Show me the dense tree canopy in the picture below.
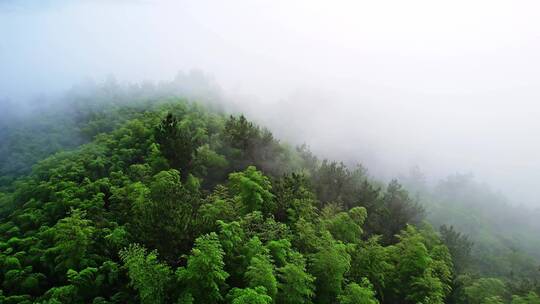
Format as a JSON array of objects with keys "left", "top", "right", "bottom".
[{"left": 0, "top": 91, "right": 538, "bottom": 303}]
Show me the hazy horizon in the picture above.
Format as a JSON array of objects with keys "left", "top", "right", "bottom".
[{"left": 2, "top": 0, "right": 540, "bottom": 206}]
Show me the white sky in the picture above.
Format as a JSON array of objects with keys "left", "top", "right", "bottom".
[{"left": 2, "top": 0, "right": 540, "bottom": 205}]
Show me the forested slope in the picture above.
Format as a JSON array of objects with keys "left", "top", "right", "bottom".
[{"left": 0, "top": 90, "right": 539, "bottom": 303}]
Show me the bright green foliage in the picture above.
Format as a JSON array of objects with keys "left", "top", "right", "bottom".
[
  {"left": 176, "top": 232, "right": 229, "bottom": 304},
  {"left": 229, "top": 166, "right": 274, "bottom": 214},
  {"left": 276, "top": 255, "right": 315, "bottom": 304},
  {"left": 104, "top": 226, "right": 129, "bottom": 251},
  {"left": 228, "top": 286, "right": 273, "bottom": 304},
  {"left": 0, "top": 93, "right": 535, "bottom": 304},
  {"left": 512, "top": 292, "right": 540, "bottom": 304},
  {"left": 464, "top": 278, "right": 507, "bottom": 304},
  {"left": 198, "top": 185, "right": 237, "bottom": 232},
  {"left": 349, "top": 236, "right": 392, "bottom": 300},
  {"left": 119, "top": 244, "right": 172, "bottom": 304},
  {"left": 245, "top": 253, "right": 278, "bottom": 299},
  {"left": 267, "top": 239, "right": 293, "bottom": 267},
  {"left": 293, "top": 217, "right": 320, "bottom": 253},
  {"left": 240, "top": 211, "right": 291, "bottom": 243},
  {"left": 49, "top": 209, "right": 95, "bottom": 272},
  {"left": 483, "top": 296, "right": 505, "bottom": 304},
  {"left": 132, "top": 169, "right": 201, "bottom": 259},
  {"left": 216, "top": 220, "right": 248, "bottom": 285},
  {"left": 408, "top": 268, "right": 445, "bottom": 304},
  {"left": 272, "top": 173, "right": 317, "bottom": 223},
  {"left": 217, "top": 220, "right": 245, "bottom": 255},
  {"left": 310, "top": 233, "right": 352, "bottom": 304},
  {"left": 386, "top": 225, "right": 450, "bottom": 304},
  {"left": 429, "top": 243, "right": 453, "bottom": 296},
  {"left": 338, "top": 279, "right": 379, "bottom": 304},
  {"left": 322, "top": 206, "right": 366, "bottom": 243},
  {"left": 42, "top": 261, "right": 121, "bottom": 303}
]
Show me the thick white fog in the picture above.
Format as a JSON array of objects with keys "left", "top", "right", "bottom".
[{"left": 2, "top": 0, "right": 540, "bottom": 206}]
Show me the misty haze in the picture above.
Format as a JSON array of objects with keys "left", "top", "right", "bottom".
[{"left": 1, "top": 1, "right": 539, "bottom": 303}]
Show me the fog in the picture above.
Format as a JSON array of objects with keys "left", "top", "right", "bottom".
[{"left": 2, "top": 0, "right": 540, "bottom": 206}]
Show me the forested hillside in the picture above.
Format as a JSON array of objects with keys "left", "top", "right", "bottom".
[
  {"left": 402, "top": 171, "right": 540, "bottom": 279},
  {"left": 0, "top": 88, "right": 539, "bottom": 303}
]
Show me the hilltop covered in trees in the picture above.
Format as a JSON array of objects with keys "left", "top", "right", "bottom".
[{"left": 0, "top": 86, "right": 539, "bottom": 303}]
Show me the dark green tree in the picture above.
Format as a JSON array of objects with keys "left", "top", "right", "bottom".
[
  {"left": 245, "top": 253, "right": 278, "bottom": 299},
  {"left": 310, "top": 232, "right": 352, "bottom": 304},
  {"left": 349, "top": 236, "right": 392, "bottom": 301},
  {"left": 119, "top": 244, "right": 172, "bottom": 304},
  {"left": 131, "top": 169, "right": 201, "bottom": 259},
  {"left": 373, "top": 180, "right": 425, "bottom": 244},
  {"left": 227, "top": 286, "right": 273, "bottom": 304},
  {"left": 338, "top": 279, "right": 379, "bottom": 304},
  {"left": 464, "top": 278, "right": 508, "bottom": 304},
  {"left": 176, "top": 233, "right": 229, "bottom": 304},
  {"left": 276, "top": 252, "right": 315, "bottom": 304},
  {"left": 49, "top": 209, "right": 95, "bottom": 273},
  {"left": 154, "top": 112, "right": 204, "bottom": 177},
  {"left": 439, "top": 224, "right": 473, "bottom": 274},
  {"left": 229, "top": 166, "right": 275, "bottom": 215}
]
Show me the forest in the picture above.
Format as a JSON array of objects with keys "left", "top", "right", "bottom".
[{"left": 0, "top": 84, "right": 539, "bottom": 304}]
